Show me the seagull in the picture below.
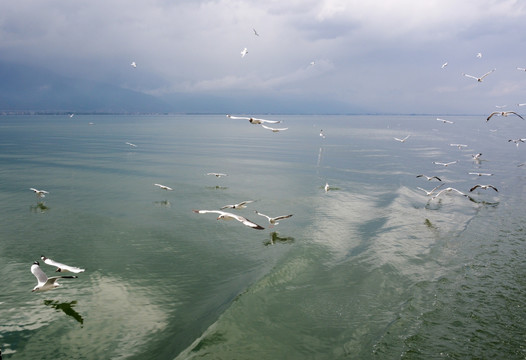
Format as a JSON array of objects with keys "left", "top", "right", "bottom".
[
  {"left": 154, "top": 183, "right": 173, "bottom": 191},
  {"left": 310, "top": 61, "right": 316, "bottom": 66},
  {"left": 476, "top": 52, "right": 482, "bottom": 58},
  {"left": 417, "top": 183, "right": 444, "bottom": 196},
  {"left": 130, "top": 61, "right": 137, "bottom": 68},
  {"left": 207, "top": 172, "right": 227, "bottom": 177},
  {"left": 462, "top": 68, "right": 496, "bottom": 82},
  {"left": 261, "top": 124, "right": 288, "bottom": 132},
  {"left": 450, "top": 143, "right": 468, "bottom": 149},
  {"left": 470, "top": 184, "right": 498, "bottom": 192},
  {"left": 253, "top": 28, "right": 259, "bottom": 36},
  {"left": 254, "top": 211, "right": 293, "bottom": 226},
  {"left": 226, "top": 114, "right": 281, "bottom": 124},
  {"left": 30, "top": 188, "right": 49, "bottom": 198},
  {"left": 241, "top": 48, "right": 248, "bottom": 58},
  {"left": 518, "top": 103, "right": 526, "bottom": 107},
  {"left": 324, "top": 182, "right": 330, "bottom": 192},
  {"left": 433, "top": 161, "right": 457, "bottom": 167},
  {"left": 393, "top": 135, "right": 410, "bottom": 142},
  {"left": 486, "top": 111, "right": 524, "bottom": 122},
  {"left": 40, "top": 255, "right": 85, "bottom": 273},
  {"left": 69, "top": 114, "right": 74, "bottom": 118},
  {"left": 468, "top": 172, "right": 493, "bottom": 176},
  {"left": 416, "top": 174, "right": 442, "bottom": 181},
  {"left": 472, "top": 153, "right": 482, "bottom": 160},
  {"left": 517, "top": 67, "right": 526, "bottom": 71},
  {"left": 508, "top": 138, "right": 526, "bottom": 147},
  {"left": 192, "top": 210, "right": 264, "bottom": 230},
  {"left": 431, "top": 187, "right": 467, "bottom": 200},
  {"left": 437, "top": 118, "right": 454, "bottom": 124},
  {"left": 220, "top": 200, "right": 255, "bottom": 210},
  {"left": 441, "top": 62, "right": 448, "bottom": 69},
  {"left": 125, "top": 142, "right": 137, "bottom": 147},
  {"left": 320, "top": 129, "right": 325, "bottom": 138},
  {"left": 31, "top": 261, "right": 78, "bottom": 292}
]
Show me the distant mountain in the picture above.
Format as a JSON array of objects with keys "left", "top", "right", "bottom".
[{"left": 0, "top": 61, "right": 172, "bottom": 113}]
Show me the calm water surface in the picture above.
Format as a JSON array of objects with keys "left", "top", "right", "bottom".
[{"left": 0, "top": 114, "right": 525, "bottom": 359}]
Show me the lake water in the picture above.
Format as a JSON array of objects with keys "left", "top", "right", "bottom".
[{"left": 0, "top": 114, "right": 525, "bottom": 359}]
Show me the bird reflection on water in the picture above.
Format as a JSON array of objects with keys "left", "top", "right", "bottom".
[
  {"left": 263, "top": 231, "right": 295, "bottom": 246},
  {"left": 43, "top": 300, "right": 84, "bottom": 326}
]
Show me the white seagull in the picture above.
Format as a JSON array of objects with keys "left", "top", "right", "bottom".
[
  {"left": 207, "top": 172, "right": 227, "bottom": 177},
  {"left": 130, "top": 61, "right": 137, "bottom": 68},
  {"left": 154, "top": 183, "right": 173, "bottom": 191},
  {"left": 30, "top": 188, "right": 49, "bottom": 198},
  {"left": 431, "top": 187, "right": 467, "bottom": 200},
  {"left": 324, "top": 182, "right": 330, "bottom": 192},
  {"left": 468, "top": 172, "right": 493, "bottom": 176},
  {"left": 320, "top": 129, "right": 326, "bottom": 138},
  {"left": 220, "top": 200, "right": 255, "bottom": 210},
  {"left": 472, "top": 153, "right": 482, "bottom": 160},
  {"left": 226, "top": 115, "right": 281, "bottom": 124},
  {"left": 476, "top": 52, "right": 482, "bottom": 58},
  {"left": 254, "top": 211, "right": 293, "bottom": 226},
  {"left": 417, "top": 183, "right": 444, "bottom": 196},
  {"left": 517, "top": 67, "right": 526, "bottom": 71},
  {"left": 437, "top": 118, "right": 454, "bottom": 124},
  {"left": 433, "top": 161, "right": 457, "bottom": 167},
  {"left": 40, "top": 255, "right": 85, "bottom": 273},
  {"left": 486, "top": 111, "right": 524, "bottom": 122},
  {"left": 441, "top": 62, "right": 448, "bottom": 69},
  {"left": 416, "top": 174, "right": 442, "bottom": 181},
  {"left": 193, "top": 210, "right": 264, "bottom": 230},
  {"left": 394, "top": 135, "right": 410, "bottom": 142},
  {"left": 462, "top": 68, "right": 496, "bottom": 82},
  {"left": 125, "top": 142, "right": 137, "bottom": 147},
  {"left": 450, "top": 143, "right": 468, "bottom": 149},
  {"left": 31, "top": 261, "right": 78, "bottom": 292},
  {"left": 261, "top": 124, "right": 288, "bottom": 132},
  {"left": 241, "top": 48, "right": 248, "bottom": 57},
  {"left": 470, "top": 184, "right": 498, "bottom": 192},
  {"left": 508, "top": 138, "right": 526, "bottom": 147}
]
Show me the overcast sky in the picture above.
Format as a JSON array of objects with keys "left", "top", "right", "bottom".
[{"left": 1, "top": 0, "right": 526, "bottom": 114}]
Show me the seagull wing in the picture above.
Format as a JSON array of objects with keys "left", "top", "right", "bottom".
[
  {"left": 232, "top": 214, "right": 265, "bottom": 229},
  {"left": 226, "top": 115, "right": 250, "bottom": 120},
  {"left": 41, "top": 256, "right": 85, "bottom": 273},
  {"left": 254, "top": 211, "right": 272, "bottom": 221},
  {"left": 31, "top": 263, "right": 48, "bottom": 284},
  {"left": 469, "top": 185, "right": 481, "bottom": 192},
  {"left": 463, "top": 73, "right": 479, "bottom": 80},
  {"left": 273, "top": 214, "right": 294, "bottom": 221},
  {"left": 508, "top": 111, "right": 524, "bottom": 120},
  {"left": 480, "top": 69, "right": 496, "bottom": 80},
  {"left": 486, "top": 112, "right": 499, "bottom": 121},
  {"left": 252, "top": 117, "right": 281, "bottom": 124}
]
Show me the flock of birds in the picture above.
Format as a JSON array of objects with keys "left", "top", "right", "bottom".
[{"left": 398, "top": 52, "right": 526, "bottom": 202}]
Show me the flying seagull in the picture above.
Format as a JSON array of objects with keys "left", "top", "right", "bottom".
[
  {"left": 253, "top": 28, "right": 259, "bottom": 36},
  {"left": 486, "top": 111, "right": 524, "bottom": 122},
  {"left": 431, "top": 187, "right": 467, "bottom": 200},
  {"left": 40, "top": 255, "right": 85, "bottom": 273},
  {"left": 472, "top": 153, "right": 482, "bottom": 160},
  {"left": 470, "top": 184, "right": 498, "bottom": 192},
  {"left": 517, "top": 67, "right": 526, "bottom": 71},
  {"left": 261, "top": 124, "right": 288, "bottom": 132},
  {"left": 394, "top": 135, "right": 410, "bottom": 142},
  {"left": 220, "top": 200, "right": 255, "bottom": 210},
  {"left": 417, "top": 183, "right": 444, "bottom": 196},
  {"left": 207, "top": 172, "right": 227, "bottom": 177},
  {"left": 437, "top": 118, "right": 454, "bottom": 124},
  {"left": 416, "top": 174, "right": 442, "bottom": 181},
  {"left": 468, "top": 172, "right": 493, "bottom": 176},
  {"left": 130, "top": 61, "right": 137, "bottom": 68},
  {"left": 441, "top": 62, "right": 448, "bottom": 69},
  {"left": 154, "top": 183, "right": 173, "bottom": 191},
  {"left": 433, "top": 161, "right": 457, "bottom": 167},
  {"left": 254, "top": 211, "right": 293, "bottom": 226},
  {"left": 31, "top": 261, "right": 78, "bottom": 292},
  {"left": 241, "top": 48, "right": 248, "bottom": 58},
  {"left": 125, "top": 142, "right": 137, "bottom": 147},
  {"left": 508, "top": 138, "right": 526, "bottom": 147},
  {"left": 462, "top": 68, "right": 496, "bottom": 82},
  {"left": 30, "top": 188, "right": 49, "bottom": 199},
  {"left": 192, "top": 210, "right": 264, "bottom": 230},
  {"left": 476, "top": 52, "right": 482, "bottom": 58},
  {"left": 450, "top": 143, "right": 468, "bottom": 149},
  {"left": 226, "top": 115, "right": 281, "bottom": 124}
]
